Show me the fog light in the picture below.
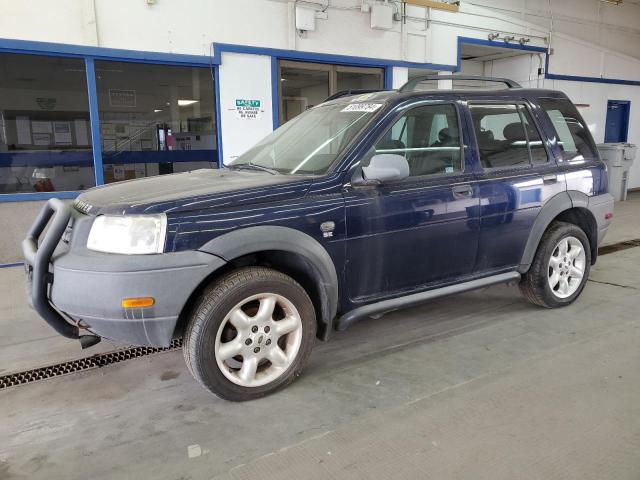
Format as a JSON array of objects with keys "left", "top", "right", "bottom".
[{"left": 121, "top": 297, "right": 155, "bottom": 308}]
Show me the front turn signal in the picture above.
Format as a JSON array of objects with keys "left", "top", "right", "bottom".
[{"left": 121, "top": 297, "right": 155, "bottom": 308}]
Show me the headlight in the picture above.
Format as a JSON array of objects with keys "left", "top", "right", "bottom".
[{"left": 87, "top": 214, "right": 167, "bottom": 255}]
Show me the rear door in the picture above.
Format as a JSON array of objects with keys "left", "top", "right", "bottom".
[
  {"left": 344, "top": 100, "right": 481, "bottom": 301},
  {"left": 466, "top": 100, "right": 565, "bottom": 273}
]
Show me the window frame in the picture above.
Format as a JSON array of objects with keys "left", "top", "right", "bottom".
[
  {"left": 367, "top": 100, "right": 467, "bottom": 182},
  {"left": 467, "top": 99, "right": 553, "bottom": 172}
]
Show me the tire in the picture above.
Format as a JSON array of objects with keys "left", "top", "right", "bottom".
[
  {"left": 520, "top": 221, "right": 591, "bottom": 308},
  {"left": 183, "top": 267, "right": 316, "bottom": 401}
]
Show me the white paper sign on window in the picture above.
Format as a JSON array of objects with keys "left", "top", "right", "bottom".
[{"left": 341, "top": 103, "right": 383, "bottom": 113}]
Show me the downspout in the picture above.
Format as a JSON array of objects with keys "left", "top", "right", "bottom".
[{"left": 82, "top": 0, "right": 100, "bottom": 46}]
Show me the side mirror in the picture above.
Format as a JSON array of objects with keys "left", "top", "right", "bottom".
[{"left": 361, "top": 154, "right": 410, "bottom": 184}]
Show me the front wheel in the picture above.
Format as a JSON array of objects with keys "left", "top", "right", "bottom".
[
  {"left": 520, "top": 221, "right": 591, "bottom": 308},
  {"left": 183, "top": 267, "right": 316, "bottom": 401}
]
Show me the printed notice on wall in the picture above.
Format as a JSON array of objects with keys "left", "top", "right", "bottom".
[
  {"left": 234, "top": 99, "right": 263, "bottom": 120},
  {"left": 74, "top": 119, "right": 89, "bottom": 146},
  {"left": 16, "top": 116, "right": 32, "bottom": 145},
  {"left": 53, "top": 122, "right": 72, "bottom": 145}
]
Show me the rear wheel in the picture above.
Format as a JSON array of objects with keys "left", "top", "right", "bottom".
[
  {"left": 520, "top": 221, "right": 591, "bottom": 308},
  {"left": 183, "top": 267, "right": 316, "bottom": 401}
]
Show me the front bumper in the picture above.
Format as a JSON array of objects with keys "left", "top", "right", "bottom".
[{"left": 23, "top": 199, "right": 226, "bottom": 347}]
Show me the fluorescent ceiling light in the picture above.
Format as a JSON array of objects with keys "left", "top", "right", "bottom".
[
  {"left": 178, "top": 99, "right": 199, "bottom": 106},
  {"left": 154, "top": 109, "right": 163, "bottom": 113}
]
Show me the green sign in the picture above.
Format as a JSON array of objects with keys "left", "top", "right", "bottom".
[
  {"left": 234, "top": 99, "right": 263, "bottom": 119},
  {"left": 235, "top": 99, "right": 261, "bottom": 108}
]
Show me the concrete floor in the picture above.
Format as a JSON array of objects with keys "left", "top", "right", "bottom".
[{"left": 1, "top": 193, "right": 639, "bottom": 480}]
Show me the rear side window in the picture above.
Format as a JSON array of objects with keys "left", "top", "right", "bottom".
[
  {"left": 538, "top": 98, "right": 598, "bottom": 161},
  {"left": 469, "top": 104, "right": 549, "bottom": 169},
  {"left": 375, "top": 103, "right": 463, "bottom": 177}
]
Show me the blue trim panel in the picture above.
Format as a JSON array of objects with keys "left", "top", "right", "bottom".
[
  {"left": 271, "top": 56, "right": 280, "bottom": 128},
  {"left": 102, "top": 150, "right": 217, "bottom": 164},
  {"left": 0, "top": 191, "right": 80, "bottom": 202},
  {"left": 0, "top": 150, "right": 217, "bottom": 167},
  {"left": 0, "top": 262, "right": 23, "bottom": 268},
  {"left": 546, "top": 73, "right": 640, "bottom": 87},
  {"left": 85, "top": 57, "right": 104, "bottom": 185},
  {"left": 384, "top": 66, "right": 393, "bottom": 89},
  {"left": 214, "top": 66, "right": 224, "bottom": 167},
  {"left": 0, "top": 37, "right": 214, "bottom": 66},
  {"left": 0, "top": 151, "right": 93, "bottom": 167}
]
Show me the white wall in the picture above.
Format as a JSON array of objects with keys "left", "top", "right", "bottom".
[{"left": 218, "top": 52, "right": 274, "bottom": 163}]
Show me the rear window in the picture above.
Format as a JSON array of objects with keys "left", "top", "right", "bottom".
[
  {"left": 538, "top": 98, "right": 598, "bottom": 161},
  {"left": 469, "top": 103, "right": 549, "bottom": 169}
]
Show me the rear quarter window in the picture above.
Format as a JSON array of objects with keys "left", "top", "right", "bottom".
[{"left": 538, "top": 98, "right": 598, "bottom": 161}]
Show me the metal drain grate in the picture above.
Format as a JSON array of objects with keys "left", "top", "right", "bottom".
[
  {"left": 0, "top": 338, "right": 182, "bottom": 389},
  {"left": 598, "top": 238, "right": 640, "bottom": 256}
]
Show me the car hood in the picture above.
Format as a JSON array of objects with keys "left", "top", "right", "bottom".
[{"left": 75, "top": 169, "right": 314, "bottom": 215}]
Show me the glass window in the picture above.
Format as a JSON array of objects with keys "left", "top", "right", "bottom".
[
  {"left": 0, "top": 53, "right": 94, "bottom": 193},
  {"left": 470, "top": 104, "right": 538, "bottom": 169},
  {"left": 230, "top": 101, "right": 378, "bottom": 175},
  {"left": 95, "top": 61, "right": 216, "bottom": 184},
  {"left": 336, "top": 67, "right": 383, "bottom": 92},
  {"left": 539, "top": 98, "right": 598, "bottom": 161},
  {"left": 375, "top": 104, "right": 462, "bottom": 177},
  {"left": 279, "top": 61, "right": 384, "bottom": 124},
  {"left": 279, "top": 63, "right": 330, "bottom": 124}
]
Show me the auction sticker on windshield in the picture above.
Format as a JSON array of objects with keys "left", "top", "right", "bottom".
[{"left": 341, "top": 103, "right": 383, "bottom": 113}]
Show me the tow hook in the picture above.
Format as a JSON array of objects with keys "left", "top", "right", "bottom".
[{"left": 79, "top": 335, "right": 101, "bottom": 349}]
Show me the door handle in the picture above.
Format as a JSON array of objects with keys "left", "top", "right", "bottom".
[
  {"left": 452, "top": 185, "right": 473, "bottom": 197},
  {"left": 543, "top": 174, "right": 557, "bottom": 184}
]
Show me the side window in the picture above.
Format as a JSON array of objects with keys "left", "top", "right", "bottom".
[
  {"left": 470, "top": 103, "right": 548, "bottom": 169},
  {"left": 539, "top": 98, "right": 598, "bottom": 161},
  {"left": 375, "top": 104, "right": 463, "bottom": 177}
]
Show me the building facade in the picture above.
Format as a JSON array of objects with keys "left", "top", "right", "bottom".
[{"left": 1, "top": 0, "right": 639, "bottom": 262}]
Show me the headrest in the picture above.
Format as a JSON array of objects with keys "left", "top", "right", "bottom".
[
  {"left": 503, "top": 122, "right": 526, "bottom": 142},
  {"left": 438, "top": 127, "right": 459, "bottom": 143}
]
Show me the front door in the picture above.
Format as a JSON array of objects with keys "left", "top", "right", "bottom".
[{"left": 344, "top": 102, "right": 480, "bottom": 301}]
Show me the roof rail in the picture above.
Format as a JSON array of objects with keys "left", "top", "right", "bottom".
[{"left": 399, "top": 75, "right": 521, "bottom": 92}]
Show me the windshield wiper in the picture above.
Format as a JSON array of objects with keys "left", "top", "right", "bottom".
[{"left": 228, "top": 163, "right": 279, "bottom": 175}]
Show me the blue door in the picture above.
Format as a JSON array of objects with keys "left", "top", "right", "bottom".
[
  {"left": 467, "top": 101, "right": 564, "bottom": 272},
  {"left": 604, "top": 100, "right": 630, "bottom": 143},
  {"left": 344, "top": 102, "right": 480, "bottom": 301}
]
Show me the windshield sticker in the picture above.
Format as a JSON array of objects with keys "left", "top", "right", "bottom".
[{"left": 341, "top": 103, "right": 383, "bottom": 113}]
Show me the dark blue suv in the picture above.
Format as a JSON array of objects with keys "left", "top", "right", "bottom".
[{"left": 23, "top": 76, "right": 614, "bottom": 401}]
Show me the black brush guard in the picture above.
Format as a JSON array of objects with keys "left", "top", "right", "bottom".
[{"left": 22, "top": 198, "right": 80, "bottom": 340}]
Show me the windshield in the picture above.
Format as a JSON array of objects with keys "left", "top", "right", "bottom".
[{"left": 228, "top": 101, "right": 383, "bottom": 175}]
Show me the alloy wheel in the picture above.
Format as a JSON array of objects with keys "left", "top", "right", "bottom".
[
  {"left": 214, "top": 293, "right": 303, "bottom": 387},
  {"left": 548, "top": 236, "right": 586, "bottom": 299}
]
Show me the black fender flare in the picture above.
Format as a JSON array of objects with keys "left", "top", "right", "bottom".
[
  {"left": 199, "top": 226, "right": 339, "bottom": 340},
  {"left": 518, "top": 192, "right": 573, "bottom": 273}
]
